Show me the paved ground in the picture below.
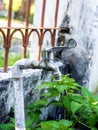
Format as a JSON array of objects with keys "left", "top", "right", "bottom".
[
  {"left": 0, "top": 19, "right": 33, "bottom": 28},
  {"left": 0, "top": 19, "right": 33, "bottom": 40}
]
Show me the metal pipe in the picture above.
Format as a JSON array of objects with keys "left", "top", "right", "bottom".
[
  {"left": 4, "top": 48, "right": 9, "bottom": 72},
  {"left": 47, "top": 60, "right": 61, "bottom": 79},
  {"left": 37, "top": 0, "right": 46, "bottom": 61},
  {"left": 40, "top": 0, "right": 46, "bottom": 28},
  {"left": 22, "top": 47, "right": 27, "bottom": 58},
  {"left": 12, "top": 59, "right": 44, "bottom": 130},
  {"left": 23, "top": 0, "right": 31, "bottom": 58},
  {"left": 52, "top": 0, "right": 59, "bottom": 47},
  {"left": 52, "top": 29, "right": 56, "bottom": 47},
  {"left": 8, "top": 0, "right": 13, "bottom": 27},
  {"left": 12, "top": 60, "right": 25, "bottom": 130},
  {"left": 4, "top": 0, "right": 13, "bottom": 72},
  {"left": 38, "top": 30, "right": 43, "bottom": 61},
  {"left": 54, "top": 0, "right": 59, "bottom": 28},
  {"left": 37, "top": 44, "right": 42, "bottom": 61},
  {"left": 13, "top": 78, "right": 25, "bottom": 130},
  {"left": 23, "top": 29, "right": 28, "bottom": 58},
  {"left": 25, "top": 0, "right": 31, "bottom": 28},
  {"left": 12, "top": 58, "right": 62, "bottom": 129}
]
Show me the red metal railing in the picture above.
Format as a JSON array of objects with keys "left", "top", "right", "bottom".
[{"left": 0, "top": 0, "right": 60, "bottom": 72}]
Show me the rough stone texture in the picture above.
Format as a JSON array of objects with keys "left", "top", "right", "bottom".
[
  {"left": 56, "top": 0, "right": 94, "bottom": 87},
  {"left": 0, "top": 68, "right": 52, "bottom": 123},
  {"left": 1, "top": 0, "right": 98, "bottom": 123},
  {"left": 31, "top": 0, "right": 98, "bottom": 94},
  {"left": 57, "top": 0, "right": 98, "bottom": 93}
]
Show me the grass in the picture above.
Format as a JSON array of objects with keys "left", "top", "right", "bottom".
[
  {"left": 0, "top": 51, "right": 29, "bottom": 68},
  {"left": 0, "top": 51, "right": 4, "bottom": 68},
  {"left": 0, "top": 35, "right": 4, "bottom": 45}
]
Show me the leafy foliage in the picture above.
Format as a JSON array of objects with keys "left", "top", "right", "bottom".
[
  {"left": 26, "top": 75, "right": 98, "bottom": 130},
  {"left": 0, "top": 118, "right": 14, "bottom": 130},
  {"left": 1, "top": 75, "right": 98, "bottom": 130},
  {"left": 39, "top": 120, "right": 73, "bottom": 130}
]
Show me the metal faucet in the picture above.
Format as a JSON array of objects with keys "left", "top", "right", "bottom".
[
  {"left": 41, "top": 38, "right": 77, "bottom": 60},
  {"left": 12, "top": 38, "right": 77, "bottom": 130},
  {"left": 41, "top": 48, "right": 63, "bottom": 79},
  {"left": 12, "top": 57, "right": 62, "bottom": 130}
]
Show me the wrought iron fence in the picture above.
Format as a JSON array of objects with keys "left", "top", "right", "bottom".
[{"left": 0, "top": 0, "right": 61, "bottom": 72}]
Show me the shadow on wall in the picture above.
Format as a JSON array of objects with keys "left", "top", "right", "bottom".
[{"left": 61, "top": 46, "right": 89, "bottom": 85}]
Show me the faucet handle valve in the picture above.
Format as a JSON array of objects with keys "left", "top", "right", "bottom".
[{"left": 41, "top": 48, "right": 53, "bottom": 61}]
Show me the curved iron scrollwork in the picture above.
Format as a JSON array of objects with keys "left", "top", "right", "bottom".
[{"left": 0, "top": 0, "right": 60, "bottom": 72}]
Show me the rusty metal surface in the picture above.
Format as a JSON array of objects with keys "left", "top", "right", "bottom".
[{"left": 0, "top": 0, "right": 60, "bottom": 72}]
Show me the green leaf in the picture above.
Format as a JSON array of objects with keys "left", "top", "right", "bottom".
[
  {"left": 26, "top": 128, "right": 32, "bottom": 130},
  {"left": 48, "top": 88, "right": 60, "bottom": 97},
  {"left": 40, "top": 121, "right": 59, "bottom": 130},
  {"left": 40, "top": 92, "right": 52, "bottom": 98},
  {"left": 91, "top": 127, "right": 98, "bottom": 130},
  {"left": 81, "top": 87, "right": 94, "bottom": 102},
  {"left": 59, "top": 119, "right": 73, "bottom": 127},
  {"left": 93, "top": 104, "right": 98, "bottom": 115},
  {"left": 71, "top": 94, "right": 87, "bottom": 104},
  {"left": 0, "top": 123, "right": 14, "bottom": 130},
  {"left": 48, "top": 100, "right": 63, "bottom": 107},
  {"left": 35, "top": 82, "right": 56, "bottom": 90},
  {"left": 27, "top": 110, "right": 40, "bottom": 120},
  {"left": 61, "top": 96, "right": 71, "bottom": 111},
  {"left": 94, "top": 95, "right": 98, "bottom": 102},
  {"left": 56, "top": 84, "right": 68, "bottom": 93},
  {"left": 71, "top": 101, "right": 82, "bottom": 114},
  {"left": 34, "top": 99, "right": 48, "bottom": 106},
  {"left": 40, "top": 120, "right": 73, "bottom": 130},
  {"left": 27, "top": 99, "right": 48, "bottom": 110},
  {"left": 10, "top": 118, "right": 15, "bottom": 124},
  {"left": 26, "top": 119, "right": 35, "bottom": 128},
  {"left": 87, "top": 113, "right": 98, "bottom": 127}
]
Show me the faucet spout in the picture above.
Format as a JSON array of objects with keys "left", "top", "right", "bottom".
[
  {"left": 46, "top": 60, "right": 62, "bottom": 79},
  {"left": 12, "top": 56, "right": 63, "bottom": 130}
]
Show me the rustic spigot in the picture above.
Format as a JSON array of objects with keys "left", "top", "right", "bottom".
[{"left": 41, "top": 38, "right": 77, "bottom": 61}]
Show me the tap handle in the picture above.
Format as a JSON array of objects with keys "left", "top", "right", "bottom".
[
  {"left": 41, "top": 48, "right": 52, "bottom": 61},
  {"left": 41, "top": 39, "right": 77, "bottom": 60},
  {"left": 48, "top": 38, "right": 77, "bottom": 53}
]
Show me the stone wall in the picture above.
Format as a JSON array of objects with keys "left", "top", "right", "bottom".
[
  {"left": 31, "top": 0, "right": 98, "bottom": 94},
  {"left": 0, "top": 68, "right": 52, "bottom": 123},
  {"left": 1, "top": 0, "right": 98, "bottom": 123},
  {"left": 57, "top": 0, "right": 98, "bottom": 93}
]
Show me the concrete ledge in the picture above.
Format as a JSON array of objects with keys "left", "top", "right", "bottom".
[{"left": 0, "top": 67, "right": 52, "bottom": 123}]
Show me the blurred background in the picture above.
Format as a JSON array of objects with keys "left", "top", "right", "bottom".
[{"left": 0, "top": 0, "right": 36, "bottom": 68}]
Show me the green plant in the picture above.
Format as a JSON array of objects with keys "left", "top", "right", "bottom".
[
  {"left": 38, "top": 120, "right": 73, "bottom": 130},
  {"left": 26, "top": 75, "right": 98, "bottom": 130},
  {"left": 0, "top": 108, "right": 14, "bottom": 130},
  {"left": 0, "top": 53, "right": 22, "bottom": 68},
  {"left": 0, "top": 52, "right": 29, "bottom": 68},
  {"left": 0, "top": 118, "right": 14, "bottom": 130},
  {"left": 0, "top": 35, "right": 4, "bottom": 44},
  {"left": 0, "top": 114, "right": 14, "bottom": 130},
  {"left": 1, "top": 75, "right": 98, "bottom": 130},
  {"left": 30, "top": 13, "right": 34, "bottom": 24},
  {"left": 0, "top": 51, "right": 4, "bottom": 68},
  {"left": 8, "top": 52, "right": 29, "bottom": 66}
]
